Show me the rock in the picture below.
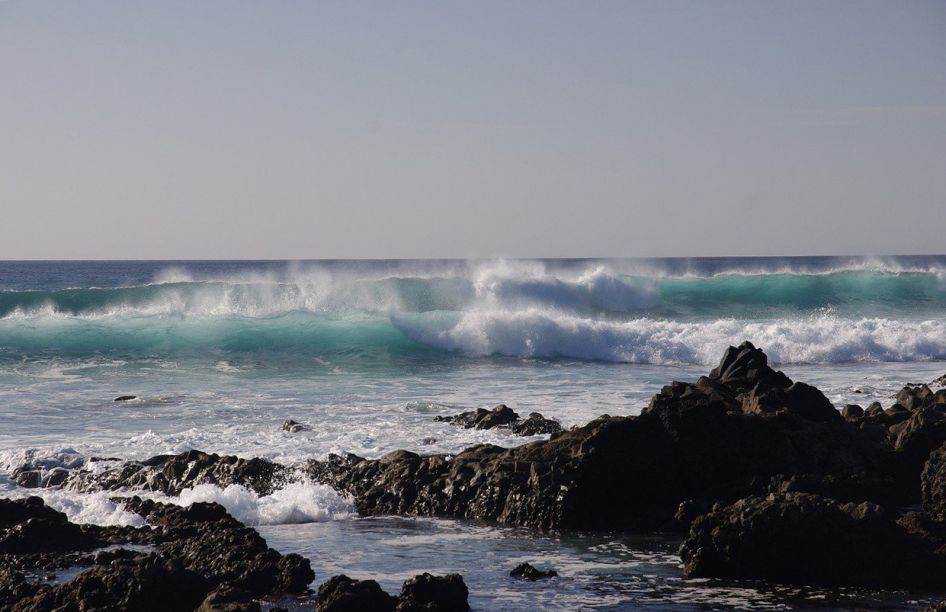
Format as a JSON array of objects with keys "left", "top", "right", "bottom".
[
  {"left": 310, "top": 342, "right": 892, "bottom": 530},
  {"left": 435, "top": 405, "right": 562, "bottom": 436},
  {"left": 922, "top": 441, "right": 946, "bottom": 520},
  {"left": 282, "top": 419, "right": 308, "bottom": 433},
  {"left": 842, "top": 404, "right": 863, "bottom": 420},
  {"left": 114, "top": 395, "right": 137, "bottom": 401},
  {"left": 0, "top": 496, "right": 68, "bottom": 527},
  {"left": 680, "top": 492, "right": 946, "bottom": 588},
  {"left": 12, "top": 554, "right": 209, "bottom": 612},
  {"left": 120, "top": 498, "right": 314, "bottom": 596},
  {"left": 62, "top": 449, "right": 288, "bottom": 496},
  {"left": 510, "top": 413, "right": 563, "bottom": 436},
  {"left": 509, "top": 562, "right": 557, "bottom": 580},
  {"left": 0, "top": 517, "right": 103, "bottom": 554},
  {"left": 396, "top": 573, "right": 469, "bottom": 612},
  {"left": 0, "top": 496, "right": 312, "bottom": 610},
  {"left": 435, "top": 404, "right": 520, "bottom": 429},
  {"left": 316, "top": 574, "right": 396, "bottom": 612},
  {"left": 865, "top": 402, "right": 884, "bottom": 417},
  {"left": 198, "top": 586, "right": 261, "bottom": 611},
  {"left": 934, "top": 374, "right": 946, "bottom": 387}
]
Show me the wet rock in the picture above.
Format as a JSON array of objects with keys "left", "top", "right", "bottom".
[
  {"left": 114, "top": 395, "right": 138, "bottom": 401},
  {"left": 922, "top": 441, "right": 946, "bottom": 520},
  {"left": 934, "top": 374, "right": 946, "bottom": 387},
  {"left": 0, "top": 497, "right": 66, "bottom": 527},
  {"left": 12, "top": 554, "right": 209, "bottom": 612},
  {"left": 680, "top": 492, "right": 946, "bottom": 588},
  {"left": 0, "top": 496, "right": 312, "bottom": 610},
  {"left": 282, "top": 419, "right": 308, "bottom": 433},
  {"left": 0, "top": 517, "right": 103, "bottom": 554},
  {"left": 435, "top": 404, "right": 519, "bottom": 429},
  {"left": 120, "top": 497, "right": 314, "bottom": 596},
  {"left": 435, "top": 404, "right": 562, "bottom": 436},
  {"left": 316, "top": 574, "right": 396, "bottom": 612},
  {"left": 310, "top": 342, "right": 892, "bottom": 530},
  {"left": 842, "top": 404, "right": 863, "bottom": 420},
  {"left": 509, "top": 562, "right": 557, "bottom": 580},
  {"left": 510, "top": 413, "right": 563, "bottom": 436},
  {"left": 198, "top": 585, "right": 262, "bottom": 611},
  {"left": 396, "top": 573, "right": 469, "bottom": 612},
  {"left": 63, "top": 449, "right": 289, "bottom": 496},
  {"left": 865, "top": 402, "right": 884, "bottom": 417}
]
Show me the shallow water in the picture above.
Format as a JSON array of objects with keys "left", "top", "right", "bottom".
[{"left": 258, "top": 517, "right": 935, "bottom": 611}]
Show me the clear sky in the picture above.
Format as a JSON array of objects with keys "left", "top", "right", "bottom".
[{"left": 1, "top": 1, "right": 944, "bottom": 259}]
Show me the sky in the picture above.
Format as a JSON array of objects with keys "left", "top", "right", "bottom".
[{"left": 1, "top": 1, "right": 945, "bottom": 259}]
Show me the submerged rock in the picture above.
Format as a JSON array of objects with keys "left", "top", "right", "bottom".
[
  {"left": 282, "top": 419, "right": 308, "bottom": 433},
  {"left": 509, "top": 562, "right": 557, "bottom": 580},
  {"left": 114, "top": 395, "right": 137, "bottom": 402},
  {"left": 680, "top": 492, "right": 946, "bottom": 589},
  {"left": 435, "top": 405, "right": 562, "bottom": 436}
]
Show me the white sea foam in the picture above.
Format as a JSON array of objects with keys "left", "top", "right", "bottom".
[
  {"left": 396, "top": 310, "right": 946, "bottom": 364},
  {"left": 167, "top": 480, "right": 353, "bottom": 525}
]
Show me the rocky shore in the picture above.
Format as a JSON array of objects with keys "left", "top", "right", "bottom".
[{"left": 5, "top": 341, "right": 946, "bottom": 607}]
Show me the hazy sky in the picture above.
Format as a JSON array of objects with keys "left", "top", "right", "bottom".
[{"left": 1, "top": 1, "right": 945, "bottom": 259}]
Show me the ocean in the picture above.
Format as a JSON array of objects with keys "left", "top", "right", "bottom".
[{"left": 2, "top": 256, "right": 945, "bottom": 609}]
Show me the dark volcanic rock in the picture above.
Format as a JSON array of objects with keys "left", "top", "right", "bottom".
[
  {"left": 435, "top": 404, "right": 562, "bottom": 436},
  {"left": 120, "top": 497, "right": 314, "bottom": 596},
  {"left": 510, "top": 412, "right": 563, "bottom": 435},
  {"left": 282, "top": 419, "right": 308, "bottom": 433},
  {"left": 316, "top": 574, "right": 396, "bottom": 612},
  {"left": 842, "top": 404, "right": 863, "bottom": 420},
  {"left": 922, "top": 441, "right": 946, "bottom": 520},
  {"left": 396, "top": 573, "right": 469, "bottom": 612},
  {"left": 0, "top": 496, "right": 312, "bottom": 610},
  {"left": 509, "top": 562, "right": 557, "bottom": 580},
  {"left": 0, "top": 496, "right": 69, "bottom": 527},
  {"left": 13, "top": 554, "right": 209, "bottom": 612},
  {"left": 114, "top": 395, "right": 137, "bottom": 402},
  {"left": 435, "top": 404, "right": 519, "bottom": 429},
  {"left": 0, "top": 517, "right": 103, "bottom": 554},
  {"left": 198, "top": 585, "right": 262, "bottom": 611},
  {"left": 680, "top": 492, "right": 946, "bottom": 588},
  {"left": 309, "top": 342, "right": 895, "bottom": 530},
  {"left": 63, "top": 449, "right": 289, "bottom": 496}
]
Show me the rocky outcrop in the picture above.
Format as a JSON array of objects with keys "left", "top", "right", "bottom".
[
  {"left": 60, "top": 450, "right": 289, "bottom": 496},
  {"left": 680, "top": 492, "right": 946, "bottom": 589},
  {"left": 923, "top": 441, "right": 946, "bottom": 520},
  {"left": 396, "top": 573, "right": 469, "bottom": 612},
  {"left": 435, "top": 405, "right": 562, "bottom": 436},
  {"left": 308, "top": 342, "right": 895, "bottom": 530},
  {"left": 0, "top": 496, "right": 313, "bottom": 610},
  {"left": 315, "top": 573, "right": 468, "bottom": 612},
  {"left": 316, "top": 575, "right": 395, "bottom": 611},
  {"left": 509, "top": 562, "right": 557, "bottom": 580}
]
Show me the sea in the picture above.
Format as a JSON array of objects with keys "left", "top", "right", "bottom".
[{"left": 1, "top": 256, "right": 945, "bottom": 610}]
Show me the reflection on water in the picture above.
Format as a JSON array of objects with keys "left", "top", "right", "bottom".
[{"left": 259, "top": 517, "right": 935, "bottom": 611}]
